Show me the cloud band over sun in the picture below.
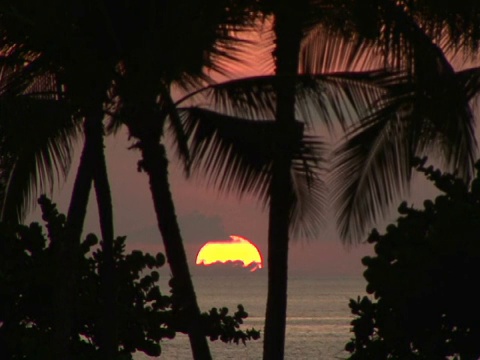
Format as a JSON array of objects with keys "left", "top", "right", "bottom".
[{"left": 195, "top": 235, "right": 263, "bottom": 272}]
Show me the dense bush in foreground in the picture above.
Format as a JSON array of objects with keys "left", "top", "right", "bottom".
[
  {"left": 0, "top": 197, "right": 174, "bottom": 359},
  {"left": 346, "top": 159, "right": 480, "bottom": 360},
  {"left": 0, "top": 198, "right": 259, "bottom": 359}
]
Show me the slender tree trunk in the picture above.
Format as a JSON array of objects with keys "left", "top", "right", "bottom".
[
  {"left": 66, "top": 116, "right": 97, "bottom": 240},
  {"left": 52, "top": 110, "right": 118, "bottom": 359},
  {"left": 52, "top": 115, "right": 95, "bottom": 360},
  {"left": 263, "top": 2, "right": 303, "bottom": 359},
  {"left": 137, "top": 136, "right": 212, "bottom": 360},
  {"left": 90, "top": 116, "right": 117, "bottom": 360}
]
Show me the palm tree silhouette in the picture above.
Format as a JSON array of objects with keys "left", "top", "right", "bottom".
[
  {"left": 176, "top": 3, "right": 392, "bottom": 358},
  {"left": 0, "top": 1, "right": 255, "bottom": 358},
  {"left": 0, "top": 6, "right": 118, "bottom": 356},
  {"left": 108, "top": 2, "right": 260, "bottom": 358},
  {"left": 328, "top": 1, "right": 480, "bottom": 242}
]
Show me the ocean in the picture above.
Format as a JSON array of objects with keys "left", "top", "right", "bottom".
[{"left": 135, "top": 272, "right": 367, "bottom": 360}]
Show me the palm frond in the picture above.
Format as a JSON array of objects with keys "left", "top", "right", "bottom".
[
  {"left": 332, "top": 64, "right": 480, "bottom": 243},
  {"left": 175, "top": 75, "right": 277, "bottom": 120},
  {"left": 289, "top": 135, "right": 328, "bottom": 239},
  {"left": 184, "top": 0, "right": 260, "bottom": 81},
  {"left": 342, "top": 0, "right": 460, "bottom": 73},
  {"left": 331, "top": 98, "right": 412, "bottom": 244},
  {"left": 181, "top": 107, "right": 274, "bottom": 202},
  {"left": 160, "top": 86, "right": 191, "bottom": 172},
  {"left": 0, "top": 54, "right": 58, "bottom": 98},
  {"left": 412, "top": 71, "right": 477, "bottom": 180},
  {"left": 300, "top": 24, "right": 384, "bottom": 74},
  {"left": 181, "top": 107, "right": 328, "bottom": 239},
  {"left": 457, "top": 67, "right": 480, "bottom": 101},
  {"left": 176, "top": 71, "right": 404, "bottom": 132},
  {"left": 0, "top": 97, "right": 79, "bottom": 222},
  {"left": 410, "top": 0, "right": 480, "bottom": 57},
  {"left": 298, "top": 71, "right": 397, "bottom": 131}
]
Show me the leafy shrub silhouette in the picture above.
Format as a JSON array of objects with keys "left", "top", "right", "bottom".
[
  {"left": 0, "top": 197, "right": 174, "bottom": 359},
  {"left": 346, "top": 159, "right": 480, "bottom": 360},
  {"left": 0, "top": 197, "right": 259, "bottom": 359}
]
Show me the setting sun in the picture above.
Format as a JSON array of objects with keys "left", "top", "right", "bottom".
[{"left": 195, "top": 235, "right": 263, "bottom": 272}]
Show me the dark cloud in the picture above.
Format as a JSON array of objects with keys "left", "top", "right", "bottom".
[
  {"left": 178, "top": 211, "right": 228, "bottom": 244},
  {"left": 126, "top": 211, "right": 228, "bottom": 245}
]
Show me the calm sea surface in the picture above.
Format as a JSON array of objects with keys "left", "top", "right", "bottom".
[{"left": 135, "top": 272, "right": 366, "bottom": 360}]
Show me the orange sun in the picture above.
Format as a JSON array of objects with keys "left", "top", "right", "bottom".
[{"left": 195, "top": 235, "right": 263, "bottom": 272}]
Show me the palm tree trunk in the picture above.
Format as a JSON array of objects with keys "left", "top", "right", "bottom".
[
  {"left": 263, "top": 155, "right": 293, "bottom": 360},
  {"left": 66, "top": 117, "right": 96, "bottom": 237},
  {"left": 137, "top": 136, "right": 212, "bottom": 360},
  {"left": 90, "top": 117, "right": 118, "bottom": 360},
  {"left": 53, "top": 110, "right": 118, "bottom": 359},
  {"left": 263, "top": 2, "right": 303, "bottom": 359},
  {"left": 52, "top": 115, "right": 95, "bottom": 360}
]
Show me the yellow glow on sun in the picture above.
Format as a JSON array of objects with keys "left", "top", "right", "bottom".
[{"left": 196, "top": 235, "right": 263, "bottom": 272}]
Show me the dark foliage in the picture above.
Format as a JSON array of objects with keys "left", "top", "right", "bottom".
[
  {"left": 346, "top": 158, "right": 480, "bottom": 359},
  {"left": 202, "top": 305, "right": 260, "bottom": 345},
  {"left": 0, "top": 196, "right": 173, "bottom": 359},
  {"left": 0, "top": 197, "right": 260, "bottom": 359},
  {"left": 168, "top": 276, "right": 260, "bottom": 346}
]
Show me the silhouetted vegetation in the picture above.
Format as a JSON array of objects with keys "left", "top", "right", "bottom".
[
  {"left": 0, "top": 197, "right": 173, "bottom": 359},
  {"left": 3, "top": 2, "right": 480, "bottom": 359},
  {"left": 0, "top": 2, "right": 258, "bottom": 358},
  {"left": 346, "top": 159, "right": 480, "bottom": 359},
  {"left": 0, "top": 197, "right": 259, "bottom": 359}
]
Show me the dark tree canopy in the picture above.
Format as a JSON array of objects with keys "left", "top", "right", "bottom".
[{"left": 346, "top": 158, "right": 480, "bottom": 360}]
